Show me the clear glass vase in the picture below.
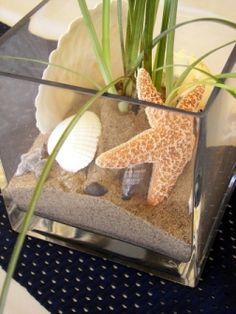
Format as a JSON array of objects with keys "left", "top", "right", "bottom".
[{"left": 0, "top": 1, "right": 235, "bottom": 287}]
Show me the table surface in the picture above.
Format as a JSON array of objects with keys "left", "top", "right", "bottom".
[{"left": 0, "top": 22, "right": 236, "bottom": 314}]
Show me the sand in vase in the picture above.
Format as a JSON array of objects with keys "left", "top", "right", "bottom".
[{"left": 5, "top": 100, "right": 193, "bottom": 262}]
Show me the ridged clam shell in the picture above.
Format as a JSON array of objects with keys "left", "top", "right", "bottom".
[
  {"left": 47, "top": 111, "right": 101, "bottom": 172},
  {"left": 35, "top": 1, "right": 127, "bottom": 134}
]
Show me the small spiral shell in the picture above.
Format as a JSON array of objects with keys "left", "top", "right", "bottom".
[{"left": 122, "top": 164, "right": 152, "bottom": 200}]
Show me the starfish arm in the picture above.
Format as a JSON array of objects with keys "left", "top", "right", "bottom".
[
  {"left": 177, "top": 85, "right": 205, "bottom": 112},
  {"left": 136, "top": 68, "right": 164, "bottom": 128},
  {"left": 147, "top": 137, "right": 195, "bottom": 206},
  {"left": 96, "top": 128, "right": 164, "bottom": 169}
]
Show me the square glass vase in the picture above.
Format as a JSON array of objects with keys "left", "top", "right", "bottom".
[{"left": 0, "top": 1, "right": 235, "bottom": 287}]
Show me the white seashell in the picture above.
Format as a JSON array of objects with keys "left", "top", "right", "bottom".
[
  {"left": 35, "top": 1, "right": 127, "bottom": 134},
  {"left": 47, "top": 111, "right": 101, "bottom": 172}
]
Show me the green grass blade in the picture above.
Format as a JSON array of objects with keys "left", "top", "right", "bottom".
[
  {"left": 154, "top": 63, "right": 236, "bottom": 80},
  {"left": 153, "top": 0, "right": 171, "bottom": 89},
  {"left": 143, "top": 0, "right": 159, "bottom": 75},
  {"left": 117, "top": 0, "right": 126, "bottom": 74},
  {"left": 77, "top": 0, "right": 115, "bottom": 93},
  {"left": 0, "top": 76, "right": 126, "bottom": 313},
  {"left": 165, "top": 0, "right": 178, "bottom": 96},
  {"left": 128, "top": 0, "right": 146, "bottom": 70},
  {"left": 102, "top": 0, "right": 112, "bottom": 71},
  {"left": 164, "top": 40, "right": 236, "bottom": 103},
  {"left": 174, "top": 42, "right": 236, "bottom": 89},
  {"left": 0, "top": 55, "right": 102, "bottom": 89},
  {"left": 131, "top": 17, "right": 236, "bottom": 74},
  {"left": 125, "top": 0, "right": 135, "bottom": 70},
  {"left": 166, "top": 77, "right": 236, "bottom": 106}
]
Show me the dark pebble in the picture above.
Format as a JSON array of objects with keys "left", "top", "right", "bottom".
[{"left": 84, "top": 182, "right": 108, "bottom": 196}]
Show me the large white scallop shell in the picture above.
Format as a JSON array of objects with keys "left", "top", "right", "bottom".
[
  {"left": 47, "top": 111, "right": 101, "bottom": 172},
  {"left": 35, "top": 1, "right": 127, "bottom": 134}
]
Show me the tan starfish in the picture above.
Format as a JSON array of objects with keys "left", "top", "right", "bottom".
[{"left": 96, "top": 68, "right": 205, "bottom": 206}]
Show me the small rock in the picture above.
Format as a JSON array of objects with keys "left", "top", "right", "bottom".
[{"left": 84, "top": 182, "right": 108, "bottom": 196}]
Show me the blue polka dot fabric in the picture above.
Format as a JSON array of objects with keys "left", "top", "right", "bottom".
[
  {"left": 0, "top": 192, "right": 235, "bottom": 313},
  {"left": 0, "top": 23, "right": 236, "bottom": 314}
]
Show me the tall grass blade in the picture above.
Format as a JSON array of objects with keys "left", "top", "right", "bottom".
[
  {"left": 143, "top": 0, "right": 159, "bottom": 75},
  {"left": 0, "top": 76, "right": 126, "bottom": 313},
  {"left": 153, "top": 0, "right": 171, "bottom": 89},
  {"left": 117, "top": 0, "right": 126, "bottom": 74},
  {"left": 102, "top": 0, "right": 112, "bottom": 72},
  {"left": 165, "top": 41, "right": 236, "bottom": 103},
  {"left": 77, "top": 0, "right": 116, "bottom": 93},
  {"left": 0, "top": 55, "right": 102, "bottom": 89},
  {"left": 165, "top": 0, "right": 178, "bottom": 96},
  {"left": 132, "top": 17, "right": 236, "bottom": 73}
]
